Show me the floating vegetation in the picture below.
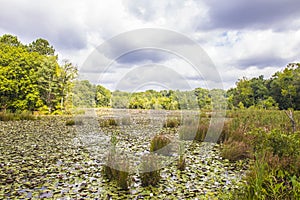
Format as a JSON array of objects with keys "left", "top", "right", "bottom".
[{"left": 0, "top": 110, "right": 249, "bottom": 199}]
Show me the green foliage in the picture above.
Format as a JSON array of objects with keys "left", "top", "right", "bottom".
[
  {"left": 235, "top": 152, "right": 300, "bottom": 199},
  {"left": 27, "top": 38, "right": 55, "bottom": 55},
  {"left": 150, "top": 134, "right": 172, "bottom": 155},
  {"left": 95, "top": 85, "right": 111, "bottom": 107},
  {"left": 229, "top": 63, "right": 300, "bottom": 110},
  {"left": 224, "top": 110, "right": 300, "bottom": 199},
  {"left": 140, "top": 155, "right": 161, "bottom": 187},
  {"left": 0, "top": 34, "right": 21, "bottom": 47},
  {"left": 0, "top": 34, "right": 77, "bottom": 114}
]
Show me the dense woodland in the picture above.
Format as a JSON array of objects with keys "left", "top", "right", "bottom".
[{"left": 1, "top": 34, "right": 300, "bottom": 113}]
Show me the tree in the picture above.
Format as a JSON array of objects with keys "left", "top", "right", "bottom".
[
  {"left": 56, "top": 60, "right": 78, "bottom": 111},
  {"left": 27, "top": 38, "right": 55, "bottom": 56},
  {"left": 0, "top": 34, "right": 21, "bottom": 47},
  {"left": 95, "top": 85, "right": 111, "bottom": 107},
  {"left": 232, "top": 77, "right": 254, "bottom": 108},
  {"left": 0, "top": 42, "right": 43, "bottom": 111},
  {"left": 72, "top": 80, "right": 96, "bottom": 108}
]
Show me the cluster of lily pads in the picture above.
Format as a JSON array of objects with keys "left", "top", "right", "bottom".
[{"left": 0, "top": 109, "right": 249, "bottom": 199}]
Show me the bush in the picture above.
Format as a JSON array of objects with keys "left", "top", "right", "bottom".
[
  {"left": 150, "top": 134, "right": 172, "bottom": 155},
  {"left": 163, "top": 117, "right": 180, "bottom": 128},
  {"left": 232, "top": 129, "right": 300, "bottom": 199},
  {"left": 140, "top": 155, "right": 161, "bottom": 187},
  {"left": 234, "top": 153, "right": 300, "bottom": 199}
]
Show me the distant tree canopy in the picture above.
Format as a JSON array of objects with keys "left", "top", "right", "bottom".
[
  {"left": 228, "top": 63, "right": 300, "bottom": 110},
  {"left": 1, "top": 34, "right": 300, "bottom": 113}
]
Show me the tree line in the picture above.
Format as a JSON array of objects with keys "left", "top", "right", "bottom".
[
  {"left": 1, "top": 34, "right": 299, "bottom": 113},
  {"left": 74, "top": 64, "right": 300, "bottom": 111}
]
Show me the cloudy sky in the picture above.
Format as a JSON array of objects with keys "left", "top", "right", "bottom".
[{"left": 1, "top": 0, "right": 300, "bottom": 91}]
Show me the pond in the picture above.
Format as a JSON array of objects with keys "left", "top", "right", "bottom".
[{"left": 0, "top": 109, "right": 249, "bottom": 199}]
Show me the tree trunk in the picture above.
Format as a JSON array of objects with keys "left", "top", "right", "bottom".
[{"left": 284, "top": 110, "right": 296, "bottom": 133}]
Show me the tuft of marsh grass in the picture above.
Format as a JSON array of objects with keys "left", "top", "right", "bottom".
[
  {"left": 150, "top": 134, "right": 172, "bottom": 155},
  {"left": 140, "top": 155, "right": 161, "bottom": 187}
]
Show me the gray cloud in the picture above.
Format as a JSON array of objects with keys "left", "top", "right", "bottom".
[
  {"left": 236, "top": 56, "right": 289, "bottom": 69},
  {"left": 115, "top": 49, "right": 172, "bottom": 64},
  {"left": 201, "top": 0, "right": 300, "bottom": 31},
  {"left": 0, "top": 0, "right": 87, "bottom": 50},
  {"left": 115, "top": 64, "right": 192, "bottom": 91}
]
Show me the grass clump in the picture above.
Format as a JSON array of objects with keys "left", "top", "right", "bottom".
[
  {"left": 99, "top": 118, "right": 118, "bottom": 127},
  {"left": 150, "top": 134, "right": 172, "bottom": 155},
  {"left": 65, "top": 119, "right": 83, "bottom": 126},
  {"left": 66, "top": 119, "right": 75, "bottom": 126},
  {"left": 163, "top": 117, "right": 180, "bottom": 128},
  {"left": 102, "top": 152, "right": 130, "bottom": 190},
  {"left": 177, "top": 155, "right": 186, "bottom": 171},
  {"left": 140, "top": 155, "right": 161, "bottom": 187},
  {"left": 179, "top": 123, "right": 207, "bottom": 142},
  {"left": 221, "top": 140, "right": 252, "bottom": 162}
]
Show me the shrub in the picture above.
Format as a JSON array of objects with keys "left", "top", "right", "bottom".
[
  {"left": 150, "top": 134, "right": 172, "bottom": 155},
  {"left": 140, "top": 155, "right": 161, "bottom": 187},
  {"left": 163, "top": 117, "right": 180, "bottom": 128},
  {"left": 234, "top": 153, "right": 299, "bottom": 199}
]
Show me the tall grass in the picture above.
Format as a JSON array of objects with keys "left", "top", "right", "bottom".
[{"left": 0, "top": 111, "right": 36, "bottom": 121}]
